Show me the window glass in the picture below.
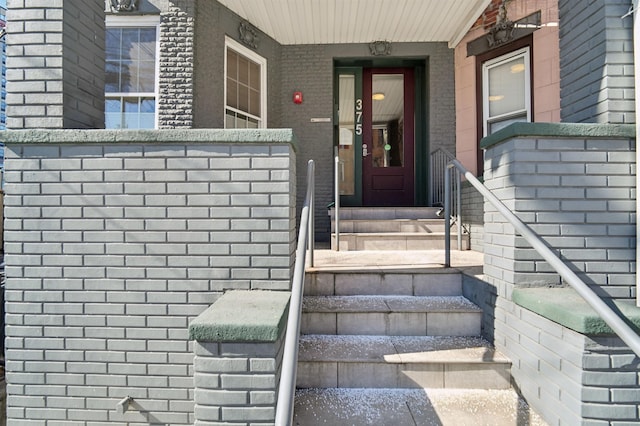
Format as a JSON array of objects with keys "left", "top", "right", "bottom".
[
  {"left": 225, "top": 39, "right": 266, "bottom": 128},
  {"left": 105, "top": 23, "right": 158, "bottom": 129},
  {"left": 338, "top": 74, "right": 356, "bottom": 196},
  {"left": 482, "top": 48, "right": 530, "bottom": 136}
]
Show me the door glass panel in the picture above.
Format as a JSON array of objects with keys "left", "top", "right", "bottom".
[
  {"left": 338, "top": 75, "right": 355, "bottom": 196},
  {"left": 372, "top": 74, "right": 404, "bottom": 168}
]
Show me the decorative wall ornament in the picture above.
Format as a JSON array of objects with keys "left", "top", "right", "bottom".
[
  {"left": 110, "top": 0, "right": 138, "bottom": 12},
  {"left": 369, "top": 41, "right": 391, "bottom": 56},
  {"left": 239, "top": 22, "right": 259, "bottom": 49},
  {"left": 487, "top": 1, "right": 515, "bottom": 47}
]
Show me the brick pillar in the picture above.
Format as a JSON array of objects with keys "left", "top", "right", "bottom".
[
  {"left": 190, "top": 291, "right": 289, "bottom": 424},
  {"left": 158, "top": 0, "right": 194, "bottom": 128},
  {"left": 6, "top": 0, "right": 105, "bottom": 129},
  {"left": 481, "top": 123, "right": 636, "bottom": 300}
]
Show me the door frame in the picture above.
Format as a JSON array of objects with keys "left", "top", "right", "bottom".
[{"left": 334, "top": 59, "right": 428, "bottom": 207}]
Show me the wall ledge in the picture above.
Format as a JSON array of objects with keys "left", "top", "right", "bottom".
[
  {"left": 513, "top": 287, "right": 640, "bottom": 336},
  {"left": 189, "top": 290, "right": 290, "bottom": 342},
  {"left": 0, "top": 128, "right": 298, "bottom": 150},
  {"left": 480, "top": 122, "right": 636, "bottom": 150}
]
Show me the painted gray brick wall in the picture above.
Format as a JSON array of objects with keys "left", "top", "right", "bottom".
[
  {"left": 2, "top": 129, "right": 296, "bottom": 425},
  {"left": 483, "top": 135, "right": 636, "bottom": 300},
  {"left": 463, "top": 272, "right": 640, "bottom": 425},
  {"left": 475, "top": 125, "right": 639, "bottom": 425},
  {"left": 193, "top": 338, "right": 284, "bottom": 424},
  {"left": 6, "top": 0, "right": 105, "bottom": 129},
  {"left": 559, "top": 0, "right": 635, "bottom": 124},
  {"left": 461, "top": 182, "right": 484, "bottom": 251},
  {"left": 499, "top": 293, "right": 639, "bottom": 425}
]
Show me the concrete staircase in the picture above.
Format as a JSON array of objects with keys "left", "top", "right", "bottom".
[
  {"left": 329, "top": 207, "right": 470, "bottom": 251},
  {"left": 293, "top": 267, "right": 547, "bottom": 425}
]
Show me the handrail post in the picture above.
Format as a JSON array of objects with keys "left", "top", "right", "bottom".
[
  {"left": 444, "top": 163, "right": 452, "bottom": 268},
  {"left": 308, "top": 160, "right": 315, "bottom": 267},
  {"left": 456, "top": 169, "right": 462, "bottom": 251},
  {"left": 334, "top": 155, "right": 340, "bottom": 251}
]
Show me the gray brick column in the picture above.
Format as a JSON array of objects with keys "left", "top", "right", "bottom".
[
  {"left": 559, "top": 0, "right": 635, "bottom": 124},
  {"left": 189, "top": 290, "right": 289, "bottom": 425},
  {"left": 481, "top": 123, "right": 636, "bottom": 300},
  {"left": 158, "top": 0, "right": 194, "bottom": 128},
  {"left": 6, "top": 0, "right": 105, "bottom": 129}
]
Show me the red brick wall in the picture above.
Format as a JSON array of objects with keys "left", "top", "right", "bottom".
[{"left": 472, "top": 0, "right": 508, "bottom": 31}]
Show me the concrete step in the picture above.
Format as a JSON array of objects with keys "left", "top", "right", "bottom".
[
  {"left": 328, "top": 206, "right": 442, "bottom": 220},
  {"left": 331, "top": 232, "right": 470, "bottom": 251},
  {"left": 331, "top": 218, "right": 444, "bottom": 233},
  {"left": 297, "top": 335, "right": 511, "bottom": 390},
  {"left": 305, "top": 270, "right": 462, "bottom": 297},
  {"left": 301, "top": 295, "right": 482, "bottom": 336},
  {"left": 294, "top": 388, "right": 548, "bottom": 426}
]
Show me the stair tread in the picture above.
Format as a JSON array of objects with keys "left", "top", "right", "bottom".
[
  {"left": 339, "top": 218, "right": 444, "bottom": 222},
  {"left": 302, "top": 295, "right": 481, "bottom": 313},
  {"left": 294, "top": 387, "right": 548, "bottom": 426},
  {"left": 333, "top": 232, "right": 467, "bottom": 236},
  {"left": 298, "top": 335, "right": 510, "bottom": 364}
]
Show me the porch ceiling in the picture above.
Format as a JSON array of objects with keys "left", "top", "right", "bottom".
[{"left": 217, "top": 0, "right": 491, "bottom": 48}]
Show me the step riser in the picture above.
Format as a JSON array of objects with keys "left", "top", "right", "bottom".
[
  {"left": 331, "top": 234, "right": 470, "bottom": 251},
  {"left": 301, "top": 311, "right": 482, "bottom": 336},
  {"left": 305, "top": 272, "right": 462, "bottom": 297},
  {"left": 331, "top": 221, "right": 444, "bottom": 233},
  {"left": 329, "top": 207, "right": 442, "bottom": 220},
  {"left": 297, "top": 361, "right": 511, "bottom": 390}
]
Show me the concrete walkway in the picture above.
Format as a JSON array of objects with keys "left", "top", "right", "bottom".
[{"left": 294, "top": 388, "right": 548, "bottom": 426}]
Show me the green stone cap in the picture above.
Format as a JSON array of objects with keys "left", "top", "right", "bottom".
[
  {"left": 480, "top": 122, "right": 636, "bottom": 150},
  {"left": 513, "top": 287, "right": 640, "bottom": 336},
  {"left": 189, "top": 290, "right": 291, "bottom": 343},
  {"left": 0, "top": 128, "right": 298, "bottom": 150}
]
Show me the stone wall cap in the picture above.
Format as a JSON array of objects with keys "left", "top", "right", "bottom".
[
  {"left": 480, "top": 122, "right": 636, "bottom": 150},
  {"left": 189, "top": 290, "right": 291, "bottom": 342},
  {"left": 0, "top": 129, "right": 298, "bottom": 150},
  {"left": 513, "top": 287, "right": 640, "bottom": 336}
]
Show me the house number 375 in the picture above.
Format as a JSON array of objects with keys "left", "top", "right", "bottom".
[{"left": 355, "top": 99, "right": 363, "bottom": 135}]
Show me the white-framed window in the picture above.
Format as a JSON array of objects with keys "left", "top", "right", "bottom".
[
  {"left": 482, "top": 47, "right": 531, "bottom": 136},
  {"left": 224, "top": 36, "right": 267, "bottom": 128},
  {"left": 105, "top": 15, "right": 160, "bottom": 129}
]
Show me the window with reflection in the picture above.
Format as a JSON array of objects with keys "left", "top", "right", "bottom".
[
  {"left": 105, "top": 19, "right": 158, "bottom": 129},
  {"left": 338, "top": 74, "right": 356, "bottom": 195},
  {"left": 371, "top": 74, "right": 404, "bottom": 168},
  {"left": 482, "top": 47, "right": 531, "bottom": 135},
  {"left": 225, "top": 38, "right": 266, "bottom": 128}
]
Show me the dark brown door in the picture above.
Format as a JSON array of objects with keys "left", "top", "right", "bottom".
[{"left": 362, "top": 68, "right": 415, "bottom": 206}]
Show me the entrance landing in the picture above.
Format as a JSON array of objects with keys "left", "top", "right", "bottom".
[{"left": 308, "top": 249, "right": 484, "bottom": 272}]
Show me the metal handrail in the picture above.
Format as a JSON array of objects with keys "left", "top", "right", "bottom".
[
  {"left": 334, "top": 155, "right": 340, "bottom": 251},
  {"left": 274, "top": 159, "right": 314, "bottom": 426},
  {"left": 431, "top": 148, "right": 462, "bottom": 249},
  {"left": 444, "top": 158, "right": 640, "bottom": 357}
]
